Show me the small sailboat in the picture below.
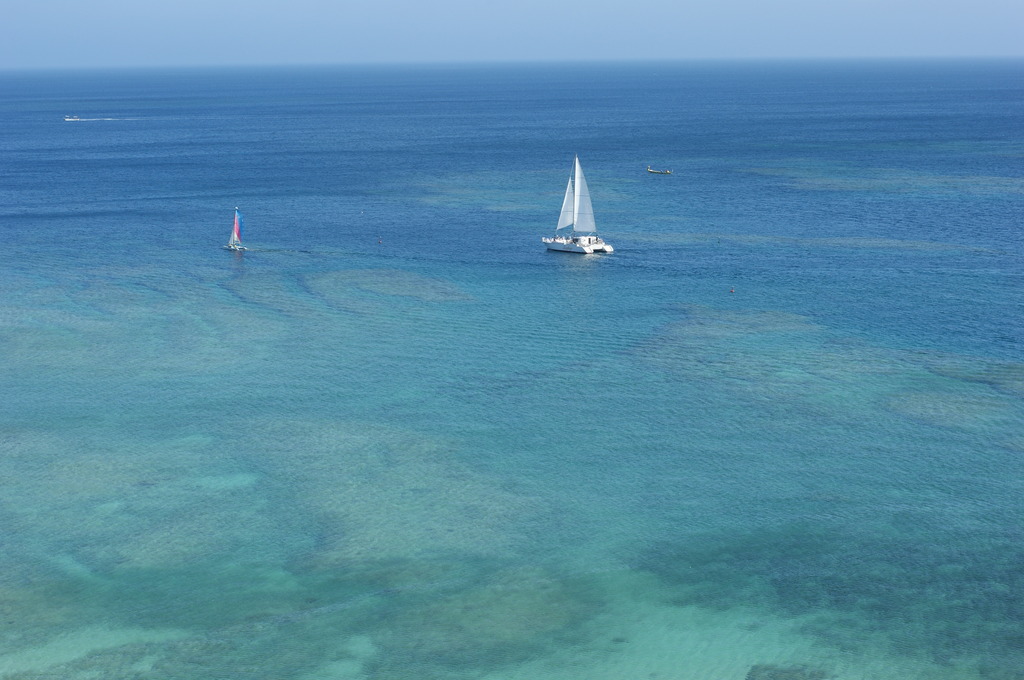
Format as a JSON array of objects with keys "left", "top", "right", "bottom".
[
  {"left": 646, "top": 165, "right": 671, "bottom": 174},
  {"left": 542, "top": 156, "right": 613, "bottom": 254},
  {"left": 224, "top": 207, "right": 247, "bottom": 251}
]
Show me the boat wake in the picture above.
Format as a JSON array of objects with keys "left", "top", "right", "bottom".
[
  {"left": 64, "top": 116, "right": 140, "bottom": 122},
  {"left": 228, "top": 247, "right": 353, "bottom": 256}
]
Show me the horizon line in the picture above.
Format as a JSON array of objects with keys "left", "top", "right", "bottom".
[{"left": 3, "top": 54, "right": 1023, "bottom": 74}]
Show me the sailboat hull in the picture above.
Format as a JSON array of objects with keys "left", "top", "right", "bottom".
[{"left": 542, "top": 236, "right": 613, "bottom": 254}]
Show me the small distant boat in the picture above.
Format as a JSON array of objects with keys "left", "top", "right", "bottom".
[
  {"left": 64, "top": 115, "right": 80, "bottom": 122},
  {"left": 542, "top": 156, "right": 613, "bottom": 254},
  {"left": 224, "top": 207, "right": 247, "bottom": 251},
  {"left": 646, "top": 165, "right": 671, "bottom": 174}
]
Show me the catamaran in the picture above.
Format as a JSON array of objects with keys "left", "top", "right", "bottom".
[
  {"left": 542, "top": 156, "right": 613, "bottom": 254},
  {"left": 224, "top": 207, "right": 247, "bottom": 251}
]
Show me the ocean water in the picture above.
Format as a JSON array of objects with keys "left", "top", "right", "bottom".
[{"left": 0, "top": 60, "right": 1022, "bottom": 679}]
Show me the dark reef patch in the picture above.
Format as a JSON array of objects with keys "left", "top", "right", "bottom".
[{"left": 638, "top": 523, "right": 1024, "bottom": 676}]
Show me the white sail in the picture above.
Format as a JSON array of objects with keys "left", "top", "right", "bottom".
[
  {"left": 572, "top": 156, "right": 597, "bottom": 234},
  {"left": 556, "top": 176, "right": 574, "bottom": 230}
]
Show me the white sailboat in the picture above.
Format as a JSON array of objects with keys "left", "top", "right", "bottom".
[
  {"left": 542, "top": 156, "right": 613, "bottom": 254},
  {"left": 224, "top": 207, "right": 247, "bottom": 251}
]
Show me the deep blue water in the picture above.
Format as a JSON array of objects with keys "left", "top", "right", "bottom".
[{"left": 0, "top": 60, "right": 1022, "bottom": 679}]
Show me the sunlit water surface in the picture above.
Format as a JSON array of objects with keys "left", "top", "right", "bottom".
[{"left": 0, "top": 61, "right": 1022, "bottom": 679}]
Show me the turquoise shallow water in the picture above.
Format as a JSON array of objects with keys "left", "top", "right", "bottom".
[{"left": 0, "top": 61, "right": 1022, "bottom": 679}]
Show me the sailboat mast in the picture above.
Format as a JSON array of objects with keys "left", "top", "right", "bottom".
[{"left": 573, "top": 156, "right": 581, "bottom": 227}]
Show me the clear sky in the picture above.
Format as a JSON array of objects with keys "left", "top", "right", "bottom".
[{"left": 2, "top": 0, "right": 1022, "bottom": 70}]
